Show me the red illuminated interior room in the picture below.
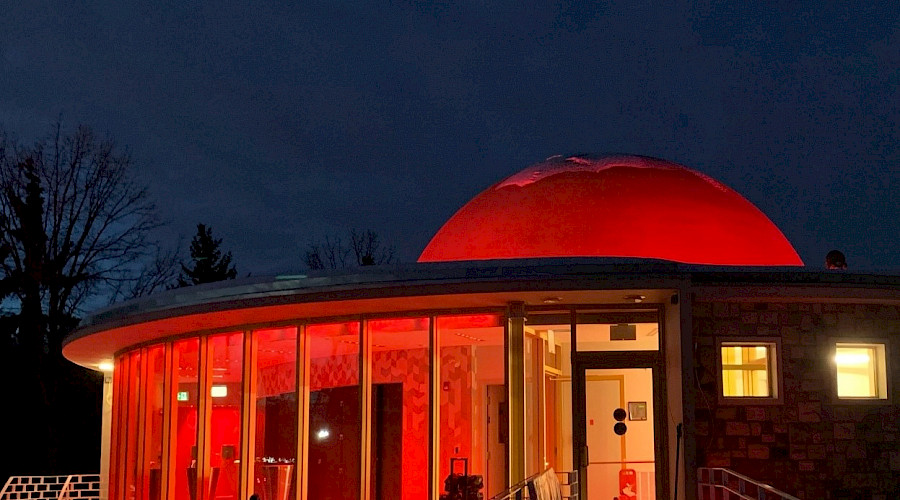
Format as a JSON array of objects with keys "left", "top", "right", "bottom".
[{"left": 64, "top": 155, "right": 900, "bottom": 500}]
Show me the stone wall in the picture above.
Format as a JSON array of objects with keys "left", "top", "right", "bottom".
[{"left": 692, "top": 300, "right": 900, "bottom": 500}]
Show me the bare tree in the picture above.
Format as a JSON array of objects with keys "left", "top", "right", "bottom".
[
  {"left": 0, "top": 125, "right": 164, "bottom": 333},
  {"left": 305, "top": 229, "right": 395, "bottom": 270},
  {"left": 349, "top": 229, "right": 394, "bottom": 266},
  {"left": 116, "top": 245, "right": 181, "bottom": 299},
  {"left": 0, "top": 124, "right": 168, "bottom": 476},
  {"left": 304, "top": 235, "right": 349, "bottom": 270}
]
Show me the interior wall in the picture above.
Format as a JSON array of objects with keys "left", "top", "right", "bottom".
[
  {"left": 622, "top": 368, "right": 655, "bottom": 468},
  {"left": 310, "top": 350, "right": 430, "bottom": 500}
]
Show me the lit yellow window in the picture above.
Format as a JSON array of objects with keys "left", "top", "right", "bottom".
[
  {"left": 721, "top": 344, "right": 773, "bottom": 397},
  {"left": 835, "top": 343, "right": 887, "bottom": 399}
]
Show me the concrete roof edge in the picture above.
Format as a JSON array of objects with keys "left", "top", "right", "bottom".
[{"left": 65, "top": 259, "right": 900, "bottom": 347}]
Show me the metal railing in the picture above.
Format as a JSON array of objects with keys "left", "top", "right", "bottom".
[
  {"left": 697, "top": 468, "right": 799, "bottom": 500},
  {"left": 0, "top": 475, "right": 100, "bottom": 500},
  {"left": 489, "top": 470, "right": 578, "bottom": 500}
]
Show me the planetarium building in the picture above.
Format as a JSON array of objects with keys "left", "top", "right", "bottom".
[{"left": 64, "top": 155, "right": 900, "bottom": 500}]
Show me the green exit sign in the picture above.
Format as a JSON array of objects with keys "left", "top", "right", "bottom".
[{"left": 177, "top": 391, "right": 189, "bottom": 401}]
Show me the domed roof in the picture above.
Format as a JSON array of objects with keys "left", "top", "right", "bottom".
[{"left": 419, "top": 155, "right": 803, "bottom": 266}]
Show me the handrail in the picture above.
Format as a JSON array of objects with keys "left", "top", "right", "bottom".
[
  {"left": 488, "top": 469, "right": 578, "bottom": 500},
  {"left": 698, "top": 467, "right": 799, "bottom": 500}
]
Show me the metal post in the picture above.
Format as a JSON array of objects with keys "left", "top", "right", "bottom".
[{"left": 507, "top": 302, "right": 526, "bottom": 488}]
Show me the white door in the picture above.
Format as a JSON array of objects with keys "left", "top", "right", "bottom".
[{"left": 583, "top": 369, "right": 656, "bottom": 500}]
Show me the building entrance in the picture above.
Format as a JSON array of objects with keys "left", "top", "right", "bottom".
[{"left": 528, "top": 307, "right": 668, "bottom": 500}]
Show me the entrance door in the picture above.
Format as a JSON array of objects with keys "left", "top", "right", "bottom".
[{"left": 575, "top": 363, "right": 660, "bottom": 500}]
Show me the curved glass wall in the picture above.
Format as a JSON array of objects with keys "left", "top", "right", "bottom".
[{"left": 109, "top": 308, "right": 657, "bottom": 500}]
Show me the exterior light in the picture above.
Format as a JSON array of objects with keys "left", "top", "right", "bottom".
[
  {"left": 211, "top": 385, "right": 228, "bottom": 398},
  {"left": 316, "top": 429, "right": 330, "bottom": 440},
  {"left": 98, "top": 362, "right": 114, "bottom": 372}
]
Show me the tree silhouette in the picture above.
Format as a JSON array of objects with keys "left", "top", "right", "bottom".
[
  {"left": 0, "top": 124, "right": 165, "bottom": 481},
  {"left": 177, "top": 223, "right": 237, "bottom": 286},
  {"left": 304, "top": 229, "right": 395, "bottom": 270}
]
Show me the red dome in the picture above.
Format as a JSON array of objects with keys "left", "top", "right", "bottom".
[{"left": 419, "top": 155, "right": 803, "bottom": 266}]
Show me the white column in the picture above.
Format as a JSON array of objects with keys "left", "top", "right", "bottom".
[{"left": 100, "top": 373, "right": 113, "bottom": 500}]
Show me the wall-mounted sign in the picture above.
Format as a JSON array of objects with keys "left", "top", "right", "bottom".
[{"left": 177, "top": 391, "right": 189, "bottom": 401}]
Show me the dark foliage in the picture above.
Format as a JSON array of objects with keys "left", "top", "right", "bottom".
[
  {"left": 0, "top": 124, "right": 167, "bottom": 484},
  {"left": 177, "top": 223, "right": 237, "bottom": 286}
]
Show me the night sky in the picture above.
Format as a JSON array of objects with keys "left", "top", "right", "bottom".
[{"left": 2, "top": 1, "right": 898, "bottom": 274}]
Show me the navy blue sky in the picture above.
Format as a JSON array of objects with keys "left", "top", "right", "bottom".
[{"left": 2, "top": 1, "right": 898, "bottom": 273}]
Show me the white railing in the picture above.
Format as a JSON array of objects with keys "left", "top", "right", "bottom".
[
  {"left": 698, "top": 468, "right": 799, "bottom": 500},
  {"left": 0, "top": 475, "right": 100, "bottom": 500}
]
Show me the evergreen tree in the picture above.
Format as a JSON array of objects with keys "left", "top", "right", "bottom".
[{"left": 177, "top": 224, "right": 237, "bottom": 286}]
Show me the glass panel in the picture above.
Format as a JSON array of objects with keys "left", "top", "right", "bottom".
[
  {"left": 526, "top": 314, "right": 573, "bottom": 475},
  {"left": 172, "top": 339, "right": 199, "bottom": 500},
  {"left": 436, "top": 314, "right": 506, "bottom": 498},
  {"left": 110, "top": 354, "right": 127, "bottom": 500},
  {"left": 140, "top": 346, "right": 166, "bottom": 500},
  {"left": 123, "top": 351, "right": 142, "bottom": 500},
  {"left": 836, "top": 345, "right": 878, "bottom": 398},
  {"left": 524, "top": 334, "right": 542, "bottom": 476},
  {"left": 252, "top": 327, "right": 298, "bottom": 500},
  {"left": 576, "top": 312, "right": 659, "bottom": 352},
  {"left": 584, "top": 368, "right": 656, "bottom": 500},
  {"left": 307, "top": 321, "right": 361, "bottom": 499},
  {"left": 721, "top": 345, "right": 771, "bottom": 397},
  {"left": 368, "top": 317, "right": 430, "bottom": 499},
  {"left": 206, "top": 332, "right": 244, "bottom": 500}
]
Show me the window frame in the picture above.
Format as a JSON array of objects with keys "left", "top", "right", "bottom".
[
  {"left": 830, "top": 338, "right": 891, "bottom": 404},
  {"left": 716, "top": 337, "right": 783, "bottom": 405}
]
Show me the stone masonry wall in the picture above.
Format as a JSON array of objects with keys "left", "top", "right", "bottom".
[{"left": 692, "top": 300, "right": 900, "bottom": 500}]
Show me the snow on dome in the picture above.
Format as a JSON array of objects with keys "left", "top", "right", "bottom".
[{"left": 418, "top": 155, "right": 803, "bottom": 266}]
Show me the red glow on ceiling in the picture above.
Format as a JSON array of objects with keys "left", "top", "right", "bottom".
[
  {"left": 419, "top": 155, "right": 803, "bottom": 266},
  {"left": 307, "top": 322, "right": 360, "bottom": 338},
  {"left": 436, "top": 314, "right": 503, "bottom": 329},
  {"left": 368, "top": 317, "right": 429, "bottom": 332}
]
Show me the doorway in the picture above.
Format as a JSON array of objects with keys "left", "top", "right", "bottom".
[
  {"left": 579, "top": 368, "right": 656, "bottom": 500},
  {"left": 571, "top": 350, "right": 667, "bottom": 500},
  {"left": 527, "top": 308, "right": 668, "bottom": 500}
]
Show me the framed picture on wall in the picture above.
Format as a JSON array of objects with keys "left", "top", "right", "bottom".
[{"left": 628, "top": 401, "right": 647, "bottom": 421}]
